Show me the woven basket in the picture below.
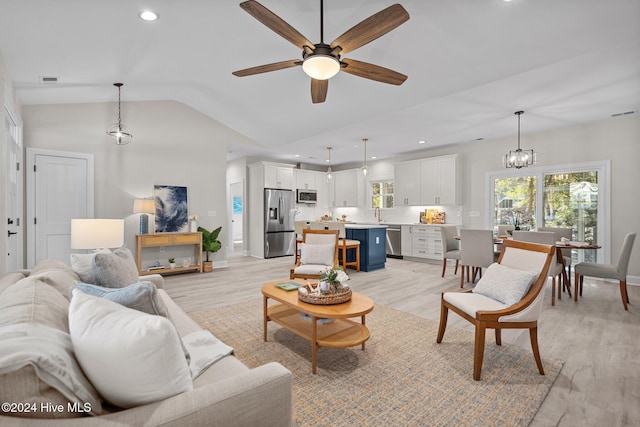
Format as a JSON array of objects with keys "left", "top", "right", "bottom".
[{"left": 298, "top": 284, "right": 352, "bottom": 305}]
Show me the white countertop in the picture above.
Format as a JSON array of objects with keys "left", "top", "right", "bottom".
[{"left": 345, "top": 223, "right": 388, "bottom": 229}]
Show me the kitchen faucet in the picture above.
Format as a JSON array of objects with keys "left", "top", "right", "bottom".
[{"left": 374, "top": 207, "right": 382, "bottom": 223}]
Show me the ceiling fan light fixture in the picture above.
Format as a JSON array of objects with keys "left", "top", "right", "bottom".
[{"left": 302, "top": 54, "right": 340, "bottom": 80}]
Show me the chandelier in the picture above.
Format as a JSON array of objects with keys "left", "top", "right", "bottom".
[
  {"left": 504, "top": 111, "right": 535, "bottom": 169},
  {"left": 106, "top": 82, "right": 133, "bottom": 145}
]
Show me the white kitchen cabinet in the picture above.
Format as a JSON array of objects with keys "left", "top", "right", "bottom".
[
  {"left": 333, "top": 169, "right": 362, "bottom": 207},
  {"left": 315, "top": 172, "right": 330, "bottom": 209},
  {"left": 401, "top": 225, "right": 413, "bottom": 256},
  {"left": 264, "top": 164, "right": 293, "bottom": 189},
  {"left": 394, "top": 154, "right": 460, "bottom": 206},
  {"left": 294, "top": 169, "right": 316, "bottom": 190},
  {"left": 411, "top": 225, "right": 444, "bottom": 260},
  {"left": 420, "top": 155, "right": 460, "bottom": 205},
  {"left": 394, "top": 160, "right": 421, "bottom": 206}
]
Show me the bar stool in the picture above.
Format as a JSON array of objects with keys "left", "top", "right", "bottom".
[{"left": 325, "top": 222, "right": 360, "bottom": 272}]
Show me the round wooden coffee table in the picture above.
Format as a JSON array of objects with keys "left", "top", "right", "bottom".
[{"left": 262, "top": 279, "right": 374, "bottom": 374}]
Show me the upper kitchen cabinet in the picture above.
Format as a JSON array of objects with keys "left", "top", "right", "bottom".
[
  {"left": 420, "top": 155, "right": 460, "bottom": 205},
  {"left": 394, "top": 160, "right": 421, "bottom": 206},
  {"left": 394, "top": 154, "right": 460, "bottom": 206},
  {"left": 263, "top": 163, "right": 294, "bottom": 189},
  {"left": 294, "top": 169, "right": 316, "bottom": 190},
  {"left": 333, "top": 169, "right": 363, "bottom": 207}
]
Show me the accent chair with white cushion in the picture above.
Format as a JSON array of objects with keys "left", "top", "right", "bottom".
[
  {"left": 574, "top": 232, "right": 636, "bottom": 310},
  {"left": 290, "top": 229, "right": 339, "bottom": 280},
  {"left": 436, "top": 239, "right": 555, "bottom": 380}
]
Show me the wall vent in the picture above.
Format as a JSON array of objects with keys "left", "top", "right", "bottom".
[
  {"left": 39, "top": 76, "right": 59, "bottom": 85},
  {"left": 611, "top": 110, "right": 636, "bottom": 117}
]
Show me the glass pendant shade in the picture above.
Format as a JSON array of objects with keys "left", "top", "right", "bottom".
[
  {"left": 303, "top": 55, "right": 340, "bottom": 80},
  {"left": 361, "top": 137, "right": 368, "bottom": 176},
  {"left": 107, "top": 82, "right": 133, "bottom": 145},
  {"left": 326, "top": 146, "right": 333, "bottom": 181}
]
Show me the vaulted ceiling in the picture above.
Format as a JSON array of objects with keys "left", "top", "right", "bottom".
[{"left": 1, "top": 0, "right": 638, "bottom": 166}]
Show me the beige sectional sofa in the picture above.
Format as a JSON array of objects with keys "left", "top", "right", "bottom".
[{"left": 0, "top": 259, "right": 292, "bottom": 426}]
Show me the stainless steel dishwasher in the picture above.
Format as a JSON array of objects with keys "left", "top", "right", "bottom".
[{"left": 386, "top": 225, "right": 402, "bottom": 258}]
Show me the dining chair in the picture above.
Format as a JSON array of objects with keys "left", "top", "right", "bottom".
[
  {"left": 325, "top": 222, "right": 361, "bottom": 272},
  {"left": 437, "top": 239, "right": 555, "bottom": 380},
  {"left": 294, "top": 220, "right": 308, "bottom": 263},
  {"left": 440, "top": 225, "right": 460, "bottom": 277},
  {"left": 497, "top": 224, "right": 515, "bottom": 237},
  {"left": 458, "top": 229, "right": 495, "bottom": 288},
  {"left": 574, "top": 232, "right": 636, "bottom": 310},
  {"left": 512, "top": 231, "right": 564, "bottom": 306},
  {"left": 290, "top": 229, "right": 339, "bottom": 280},
  {"left": 537, "top": 226, "right": 573, "bottom": 289}
]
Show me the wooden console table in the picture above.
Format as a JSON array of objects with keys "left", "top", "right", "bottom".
[{"left": 136, "top": 232, "right": 203, "bottom": 275}]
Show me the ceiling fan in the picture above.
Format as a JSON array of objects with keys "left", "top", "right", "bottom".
[{"left": 232, "top": 0, "right": 410, "bottom": 103}]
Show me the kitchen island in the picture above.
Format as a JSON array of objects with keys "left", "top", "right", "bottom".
[{"left": 345, "top": 224, "right": 387, "bottom": 272}]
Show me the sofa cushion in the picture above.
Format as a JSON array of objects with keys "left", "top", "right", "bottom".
[
  {"left": 0, "top": 278, "right": 70, "bottom": 333},
  {"left": 0, "top": 272, "right": 26, "bottom": 295},
  {"left": 70, "top": 249, "right": 109, "bottom": 284},
  {"left": 0, "top": 323, "right": 104, "bottom": 418},
  {"left": 92, "top": 247, "right": 139, "bottom": 288},
  {"left": 72, "top": 281, "right": 171, "bottom": 318},
  {"left": 69, "top": 290, "right": 193, "bottom": 408},
  {"left": 472, "top": 262, "right": 537, "bottom": 306}
]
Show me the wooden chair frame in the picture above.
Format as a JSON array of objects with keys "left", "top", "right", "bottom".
[
  {"left": 289, "top": 229, "right": 339, "bottom": 280},
  {"left": 437, "top": 239, "right": 555, "bottom": 380}
]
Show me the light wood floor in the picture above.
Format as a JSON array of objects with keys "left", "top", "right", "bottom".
[{"left": 164, "top": 252, "right": 640, "bottom": 427}]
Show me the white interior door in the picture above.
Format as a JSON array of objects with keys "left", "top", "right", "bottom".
[
  {"left": 3, "top": 103, "right": 23, "bottom": 273},
  {"left": 27, "top": 149, "right": 94, "bottom": 267}
]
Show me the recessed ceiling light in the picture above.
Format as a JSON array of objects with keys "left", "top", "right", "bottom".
[
  {"left": 294, "top": 154, "right": 300, "bottom": 157},
  {"left": 371, "top": 156, "right": 377, "bottom": 160},
  {"left": 418, "top": 140, "right": 426, "bottom": 144},
  {"left": 139, "top": 10, "right": 159, "bottom": 21}
]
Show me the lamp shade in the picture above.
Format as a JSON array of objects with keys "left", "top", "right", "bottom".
[
  {"left": 302, "top": 55, "right": 340, "bottom": 80},
  {"left": 133, "top": 199, "right": 156, "bottom": 214},
  {"left": 70, "top": 219, "right": 124, "bottom": 250}
]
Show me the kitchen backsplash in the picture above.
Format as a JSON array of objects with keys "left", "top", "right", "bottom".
[{"left": 294, "top": 204, "right": 463, "bottom": 225}]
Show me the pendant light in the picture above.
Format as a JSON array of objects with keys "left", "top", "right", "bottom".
[
  {"left": 361, "top": 138, "right": 369, "bottom": 176},
  {"left": 504, "top": 111, "right": 535, "bottom": 169},
  {"left": 106, "top": 82, "right": 133, "bottom": 145},
  {"left": 326, "top": 146, "right": 333, "bottom": 181}
]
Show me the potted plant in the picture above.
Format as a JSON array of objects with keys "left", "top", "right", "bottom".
[
  {"left": 198, "top": 226, "right": 222, "bottom": 272},
  {"left": 168, "top": 257, "right": 176, "bottom": 269}
]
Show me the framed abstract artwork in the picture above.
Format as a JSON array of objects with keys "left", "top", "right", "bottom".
[{"left": 154, "top": 185, "right": 188, "bottom": 232}]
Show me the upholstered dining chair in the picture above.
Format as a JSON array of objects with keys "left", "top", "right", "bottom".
[
  {"left": 436, "top": 239, "right": 555, "bottom": 380},
  {"left": 574, "top": 232, "right": 636, "bottom": 310},
  {"left": 458, "top": 229, "right": 495, "bottom": 288},
  {"left": 537, "top": 226, "right": 573, "bottom": 288},
  {"left": 290, "top": 229, "right": 339, "bottom": 280},
  {"left": 497, "top": 224, "right": 515, "bottom": 237},
  {"left": 294, "top": 220, "right": 308, "bottom": 263},
  {"left": 324, "top": 222, "right": 361, "bottom": 272},
  {"left": 512, "top": 231, "right": 565, "bottom": 306},
  {"left": 440, "top": 225, "right": 460, "bottom": 277}
]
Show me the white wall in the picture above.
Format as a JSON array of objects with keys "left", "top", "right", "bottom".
[{"left": 22, "top": 100, "right": 253, "bottom": 265}]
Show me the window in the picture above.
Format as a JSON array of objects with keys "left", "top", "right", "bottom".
[
  {"left": 488, "top": 161, "right": 610, "bottom": 264},
  {"left": 371, "top": 180, "right": 394, "bottom": 209}
]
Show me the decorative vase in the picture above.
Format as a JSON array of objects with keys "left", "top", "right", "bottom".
[
  {"left": 189, "top": 219, "right": 198, "bottom": 233},
  {"left": 181, "top": 258, "right": 191, "bottom": 268},
  {"left": 169, "top": 263, "right": 176, "bottom": 269}
]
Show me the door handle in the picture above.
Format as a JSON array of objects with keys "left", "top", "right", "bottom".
[
  {"left": 7, "top": 218, "right": 14, "bottom": 225},
  {"left": 8, "top": 231, "right": 18, "bottom": 236}
]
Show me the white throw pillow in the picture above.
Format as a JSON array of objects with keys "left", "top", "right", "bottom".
[
  {"left": 472, "top": 263, "right": 538, "bottom": 306},
  {"left": 299, "top": 243, "right": 334, "bottom": 266},
  {"left": 70, "top": 249, "right": 110, "bottom": 283},
  {"left": 68, "top": 290, "right": 193, "bottom": 408}
]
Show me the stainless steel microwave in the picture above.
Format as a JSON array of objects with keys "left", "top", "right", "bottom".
[{"left": 296, "top": 189, "right": 317, "bottom": 204}]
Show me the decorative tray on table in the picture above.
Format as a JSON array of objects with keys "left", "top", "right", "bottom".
[{"left": 298, "top": 283, "right": 352, "bottom": 305}]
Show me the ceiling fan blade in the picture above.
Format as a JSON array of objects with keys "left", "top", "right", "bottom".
[
  {"left": 232, "top": 60, "right": 301, "bottom": 77},
  {"left": 341, "top": 58, "right": 407, "bottom": 85},
  {"left": 330, "top": 4, "right": 409, "bottom": 55},
  {"left": 311, "top": 79, "right": 328, "bottom": 104},
  {"left": 240, "top": 0, "right": 313, "bottom": 50}
]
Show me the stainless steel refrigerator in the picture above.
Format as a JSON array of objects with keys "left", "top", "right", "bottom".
[{"left": 264, "top": 188, "right": 295, "bottom": 258}]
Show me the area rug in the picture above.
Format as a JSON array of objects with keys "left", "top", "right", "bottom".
[{"left": 190, "top": 300, "right": 563, "bottom": 427}]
